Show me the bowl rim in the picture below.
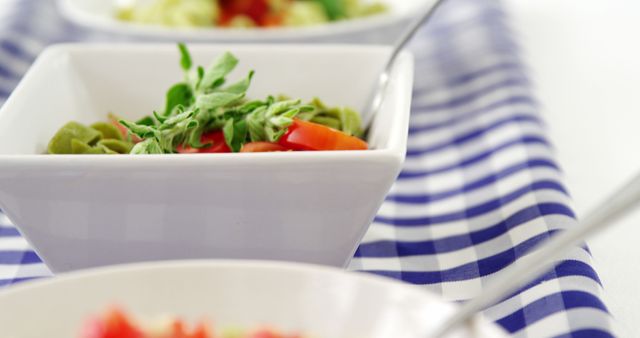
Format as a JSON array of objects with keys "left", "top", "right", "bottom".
[
  {"left": 0, "top": 259, "right": 435, "bottom": 298},
  {"left": 56, "top": 0, "right": 412, "bottom": 41},
  {"left": 0, "top": 259, "right": 508, "bottom": 338},
  {"left": 0, "top": 43, "right": 412, "bottom": 164}
]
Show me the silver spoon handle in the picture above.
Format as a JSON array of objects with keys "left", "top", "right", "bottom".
[
  {"left": 362, "top": 0, "right": 448, "bottom": 128},
  {"left": 431, "top": 170, "right": 640, "bottom": 337},
  {"left": 386, "top": 0, "right": 448, "bottom": 72}
]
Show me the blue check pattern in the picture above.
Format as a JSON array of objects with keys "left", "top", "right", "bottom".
[{"left": 0, "top": 0, "right": 614, "bottom": 337}]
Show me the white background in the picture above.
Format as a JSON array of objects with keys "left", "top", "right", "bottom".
[{"left": 506, "top": 1, "right": 640, "bottom": 337}]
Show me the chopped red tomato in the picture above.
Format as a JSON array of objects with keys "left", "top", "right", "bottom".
[
  {"left": 79, "top": 308, "right": 309, "bottom": 338},
  {"left": 278, "top": 119, "right": 368, "bottom": 151},
  {"left": 80, "top": 309, "right": 145, "bottom": 338},
  {"left": 260, "top": 13, "right": 284, "bottom": 27},
  {"left": 189, "top": 322, "right": 213, "bottom": 338},
  {"left": 249, "top": 330, "right": 303, "bottom": 338},
  {"left": 219, "top": 0, "right": 270, "bottom": 26},
  {"left": 177, "top": 131, "right": 231, "bottom": 153},
  {"left": 79, "top": 318, "right": 106, "bottom": 338},
  {"left": 170, "top": 320, "right": 189, "bottom": 338},
  {"left": 250, "top": 329, "right": 284, "bottom": 338},
  {"left": 165, "top": 320, "right": 212, "bottom": 338},
  {"left": 218, "top": 11, "right": 237, "bottom": 26},
  {"left": 240, "top": 142, "right": 289, "bottom": 152}
]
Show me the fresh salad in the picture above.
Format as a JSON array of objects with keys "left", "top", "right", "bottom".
[
  {"left": 80, "top": 307, "right": 305, "bottom": 338},
  {"left": 116, "top": 0, "right": 387, "bottom": 28},
  {"left": 47, "top": 44, "right": 368, "bottom": 155}
]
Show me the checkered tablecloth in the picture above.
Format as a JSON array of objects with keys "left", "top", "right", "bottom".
[{"left": 0, "top": 0, "right": 614, "bottom": 337}]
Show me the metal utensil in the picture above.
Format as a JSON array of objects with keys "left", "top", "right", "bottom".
[
  {"left": 361, "top": 0, "right": 448, "bottom": 129},
  {"left": 431, "top": 170, "right": 640, "bottom": 337}
]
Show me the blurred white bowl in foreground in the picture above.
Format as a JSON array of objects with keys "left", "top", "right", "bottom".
[{"left": 0, "top": 260, "right": 508, "bottom": 338}]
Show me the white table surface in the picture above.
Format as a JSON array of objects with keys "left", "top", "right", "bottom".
[{"left": 506, "top": 1, "right": 640, "bottom": 337}]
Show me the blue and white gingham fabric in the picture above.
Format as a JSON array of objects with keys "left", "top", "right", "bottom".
[{"left": 0, "top": 0, "right": 614, "bottom": 337}]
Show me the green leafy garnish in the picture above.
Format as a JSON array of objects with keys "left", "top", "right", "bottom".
[
  {"left": 130, "top": 138, "right": 163, "bottom": 154},
  {"left": 200, "top": 52, "right": 239, "bottom": 91},
  {"left": 47, "top": 44, "right": 365, "bottom": 155},
  {"left": 223, "top": 118, "right": 248, "bottom": 152},
  {"left": 164, "top": 83, "right": 194, "bottom": 116},
  {"left": 135, "top": 116, "right": 156, "bottom": 126},
  {"left": 178, "top": 42, "right": 192, "bottom": 71},
  {"left": 118, "top": 45, "right": 319, "bottom": 154}
]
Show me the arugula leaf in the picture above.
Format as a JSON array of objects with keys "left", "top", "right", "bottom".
[
  {"left": 164, "top": 83, "right": 193, "bottom": 116},
  {"left": 263, "top": 100, "right": 313, "bottom": 142},
  {"left": 135, "top": 115, "right": 156, "bottom": 126},
  {"left": 195, "top": 66, "right": 205, "bottom": 90},
  {"left": 130, "top": 138, "right": 163, "bottom": 154},
  {"left": 232, "top": 120, "right": 248, "bottom": 152},
  {"left": 246, "top": 106, "right": 267, "bottom": 142},
  {"left": 160, "top": 109, "right": 196, "bottom": 129},
  {"left": 195, "top": 92, "right": 245, "bottom": 112},
  {"left": 224, "top": 70, "right": 255, "bottom": 94},
  {"left": 240, "top": 99, "right": 315, "bottom": 143},
  {"left": 200, "top": 52, "right": 239, "bottom": 91},
  {"left": 265, "top": 107, "right": 299, "bottom": 142},
  {"left": 153, "top": 110, "right": 168, "bottom": 124},
  {"left": 178, "top": 43, "right": 192, "bottom": 72},
  {"left": 223, "top": 118, "right": 248, "bottom": 152},
  {"left": 186, "top": 126, "right": 206, "bottom": 148},
  {"left": 239, "top": 99, "right": 268, "bottom": 114},
  {"left": 222, "top": 119, "right": 234, "bottom": 148},
  {"left": 116, "top": 44, "right": 365, "bottom": 155},
  {"left": 119, "top": 120, "right": 158, "bottom": 139}
]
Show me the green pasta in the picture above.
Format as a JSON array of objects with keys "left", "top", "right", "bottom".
[
  {"left": 297, "top": 98, "right": 364, "bottom": 138},
  {"left": 48, "top": 122, "right": 102, "bottom": 154},
  {"left": 90, "top": 122, "right": 124, "bottom": 141},
  {"left": 48, "top": 121, "right": 134, "bottom": 155},
  {"left": 97, "top": 139, "right": 134, "bottom": 154}
]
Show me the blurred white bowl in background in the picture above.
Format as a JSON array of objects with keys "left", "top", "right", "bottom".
[{"left": 57, "top": 0, "right": 435, "bottom": 43}]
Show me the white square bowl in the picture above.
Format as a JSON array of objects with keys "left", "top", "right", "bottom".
[{"left": 0, "top": 44, "right": 413, "bottom": 273}]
